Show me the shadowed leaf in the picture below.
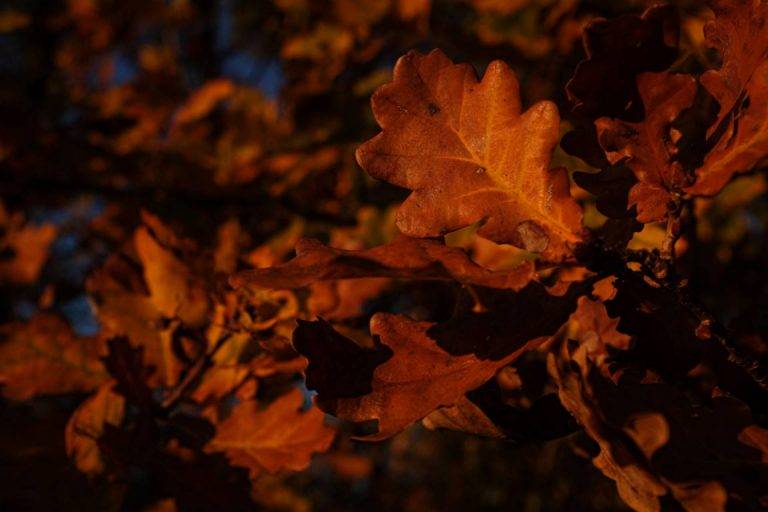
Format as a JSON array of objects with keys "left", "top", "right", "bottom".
[
  {"left": 595, "top": 72, "right": 697, "bottom": 222},
  {"left": 232, "top": 235, "right": 534, "bottom": 291},
  {"left": 687, "top": 0, "right": 768, "bottom": 196},
  {"left": 0, "top": 315, "right": 107, "bottom": 400}
]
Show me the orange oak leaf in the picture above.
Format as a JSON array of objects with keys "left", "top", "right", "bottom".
[
  {"left": 421, "top": 396, "right": 505, "bottom": 438},
  {"left": 0, "top": 314, "right": 108, "bottom": 400},
  {"left": 550, "top": 299, "right": 768, "bottom": 512},
  {"left": 65, "top": 382, "right": 125, "bottom": 476},
  {"left": 0, "top": 212, "right": 57, "bottom": 285},
  {"left": 595, "top": 72, "right": 697, "bottom": 222},
  {"left": 686, "top": 0, "right": 768, "bottom": 196},
  {"left": 307, "top": 278, "right": 391, "bottom": 321},
  {"left": 699, "top": 0, "right": 768, "bottom": 136},
  {"left": 295, "top": 314, "right": 527, "bottom": 441},
  {"left": 294, "top": 281, "right": 588, "bottom": 440},
  {"left": 87, "top": 254, "right": 184, "bottom": 389},
  {"left": 566, "top": 296, "right": 631, "bottom": 355},
  {"left": 356, "top": 49, "right": 583, "bottom": 261},
  {"left": 204, "top": 388, "right": 335, "bottom": 478},
  {"left": 231, "top": 236, "right": 534, "bottom": 291},
  {"left": 190, "top": 365, "right": 250, "bottom": 405},
  {"left": 134, "top": 224, "right": 210, "bottom": 327}
]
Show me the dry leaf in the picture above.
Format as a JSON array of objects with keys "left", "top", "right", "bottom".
[
  {"left": 595, "top": 72, "right": 696, "bottom": 222},
  {"left": 65, "top": 382, "right": 125, "bottom": 476},
  {"left": 204, "top": 388, "right": 335, "bottom": 478},
  {"left": 566, "top": 4, "right": 680, "bottom": 121},
  {"left": 686, "top": 0, "right": 768, "bottom": 196},
  {"left": 0, "top": 315, "right": 107, "bottom": 400},
  {"left": 294, "top": 281, "right": 587, "bottom": 439},
  {"left": 421, "top": 396, "right": 505, "bottom": 438},
  {"left": 173, "top": 79, "right": 235, "bottom": 127},
  {"left": 134, "top": 225, "right": 210, "bottom": 326},
  {"left": 356, "top": 49, "right": 583, "bottom": 261},
  {"left": 550, "top": 299, "right": 768, "bottom": 512},
  {"left": 232, "top": 235, "right": 534, "bottom": 291},
  {"left": 0, "top": 209, "right": 57, "bottom": 285}
]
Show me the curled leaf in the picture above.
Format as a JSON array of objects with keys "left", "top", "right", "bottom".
[
  {"left": 687, "top": 0, "right": 768, "bottom": 196},
  {"left": 295, "top": 281, "right": 588, "bottom": 439},
  {"left": 550, "top": 299, "right": 768, "bottom": 512},
  {"left": 566, "top": 4, "right": 680, "bottom": 121},
  {"left": 422, "top": 396, "right": 505, "bottom": 438},
  {"left": 232, "top": 235, "right": 534, "bottom": 291},
  {"left": 595, "top": 72, "right": 697, "bottom": 222}
]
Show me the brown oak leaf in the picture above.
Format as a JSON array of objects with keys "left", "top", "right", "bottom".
[
  {"left": 231, "top": 236, "right": 534, "bottom": 291},
  {"left": 307, "top": 278, "right": 391, "bottom": 321},
  {"left": 567, "top": 296, "right": 632, "bottom": 356},
  {"left": 88, "top": 213, "right": 216, "bottom": 388},
  {"left": 356, "top": 49, "right": 583, "bottom": 261},
  {"left": 421, "top": 395, "right": 505, "bottom": 438},
  {"left": 550, "top": 300, "right": 768, "bottom": 512},
  {"left": 204, "top": 388, "right": 335, "bottom": 478},
  {"left": 172, "top": 78, "right": 235, "bottom": 128},
  {"left": 686, "top": 0, "right": 768, "bottom": 196},
  {"left": 65, "top": 381, "right": 125, "bottom": 476},
  {"left": 295, "top": 314, "right": 528, "bottom": 440},
  {"left": 88, "top": 254, "right": 184, "bottom": 389},
  {"left": 134, "top": 224, "right": 210, "bottom": 327},
  {"left": 0, "top": 314, "right": 108, "bottom": 400},
  {"left": 294, "top": 281, "right": 588, "bottom": 440},
  {"left": 0, "top": 206, "right": 57, "bottom": 285},
  {"left": 566, "top": 4, "right": 680, "bottom": 121},
  {"left": 699, "top": 0, "right": 768, "bottom": 135},
  {"left": 595, "top": 72, "right": 697, "bottom": 222}
]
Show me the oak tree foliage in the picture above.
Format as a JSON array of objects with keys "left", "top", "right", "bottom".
[{"left": 2, "top": 1, "right": 768, "bottom": 511}]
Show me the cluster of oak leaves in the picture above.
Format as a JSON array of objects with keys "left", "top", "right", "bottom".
[{"left": 3, "top": 0, "right": 768, "bottom": 511}]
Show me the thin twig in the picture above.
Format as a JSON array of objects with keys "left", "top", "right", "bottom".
[{"left": 160, "top": 333, "right": 231, "bottom": 410}]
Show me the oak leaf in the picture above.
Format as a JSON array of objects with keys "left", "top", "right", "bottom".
[
  {"left": 566, "top": 296, "right": 632, "bottom": 355},
  {"left": 204, "top": 388, "right": 335, "bottom": 478},
  {"left": 87, "top": 254, "right": 184, "bottom": 389},
  {"left": 294, "top": 281, "right": 587, "bottom": 440},
  {"left": 699, "top": 0, "right": 768, "bottom": 135},
  {"left": 295, "top": 315, "right": 522, "bottom": 440},
  {"left": 550, "top": 299, "right": 768, "bottom": 512},
  {"left": 307, "top": 278, "right": 390, "bottom": 321},
  {"left": 421, "top": 396, "right": 505, "bottom": 438},
  {"left": 232, "top": 236, "right": 534, "bottom": 291},
  {"left": 0, "top": 204, "right": 57, "bottom": 285},
  {"left": 595, "top": 72, "right": 696, "bottom": 222},
  {"left": 65, "top": 382, "right": 125, "bottom": 476},
  {"left": 566, "top": 4, "right": 680, "bottom": 121},
  {"left": 0, "top": 314, "right": 108, "bottom": 400},
  {"left": 686, "top": 0, "right": 768, "bottom": 196},
  {"left": 134, "top": 224, "right": 210, "bottom": 327},
  {"left": 356, "top": 49, "right": 583, "bottom": 261},
  {"left": 190, "top": 365, "right": 250, "bottom": 405}
]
